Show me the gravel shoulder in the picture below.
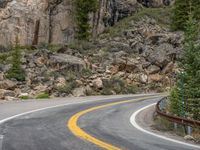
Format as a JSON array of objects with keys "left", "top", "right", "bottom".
[{"left": 136, "top": 105, "right": 200, "bottom": 146}]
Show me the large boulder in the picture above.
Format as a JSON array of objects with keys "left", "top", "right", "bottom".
[
  {"left": 49, "top": 53, "right": 86, "bottom": 72},
  {"left": 147, "top": 43, "right": 177, "bottom": 68},
  {"left": 112, "top": 53, "right": 142, "bottom": 73}
]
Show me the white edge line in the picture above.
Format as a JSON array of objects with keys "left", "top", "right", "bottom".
[
  {"left": 130, "top": 103, "right": 200, "bottom": 149},
  {"left": 0, "top": 94, "right": 156, "bottom": 125},
  {"left": 0, "top": 99, "right": 99, "bottom": 124}
]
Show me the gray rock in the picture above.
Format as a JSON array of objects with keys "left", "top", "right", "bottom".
[
  {"left": 0, "top": 89, "right": 15, "bottom": 99},
  {"left": 147, "top": 65, "right": 160, "bottom": 74},
  {"left": 140, "top": 74, "right": 148, "bottom": 84},
  {"left": 72, "top": 87, "right": 86, "bottom": 97},
  {"left": 0, "top": 0, "right": 12, "bottom": 8},
  {"left": 50, "top": 54, "right": 85, "bottom": 72},
  {"left": 184, "top": 135, "right": 195, "bottom": 141},
  {"left": 148, "top": 43, "right": 177, "bottom": 68},
  {"left": 92, "top": 78, "right": 103, "bottom": 89},
  {"left": 0, "top": 80, "right": 17, "bottom": 90}
]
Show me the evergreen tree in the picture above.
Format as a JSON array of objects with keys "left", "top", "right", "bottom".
[
  {"left": 171, "top": 0, "right": 200, "bottom": 31},
  {"left": 75, "top": 0, "right": 97, "bottom": 40},
  {"left": 182, "top": 17, "right": 200, "bottom": 120},
  {"left": 171, "top": 0, "right": 190, "bottom": 31},
  {"left": 170, "top": 16, "right": 200, "bottom": 120},
  {"left": 6, "top": 46, "right": 26, "bottom": 81}
]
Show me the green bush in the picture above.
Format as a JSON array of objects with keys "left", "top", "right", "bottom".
[
  {"left": 0, "top": 52, "right": 10, "bottom": 64},
  {"left": 80, "top": 68, "right": 93, "bottom": 77},
  {"left": 125, "top": 84, "right": 138, "bottom": 94},
  {"left": 6, "top": 46, "right": 26, "bottom": 81},
  {"left": 36, "top": 93, "right": 50, "bottom": 99},
  {"left": 19, "top": 95, "right": 30, "bottom": 100}
]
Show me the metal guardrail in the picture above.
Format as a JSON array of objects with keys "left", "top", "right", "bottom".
[{"left": 156, "top": 97, "right": 200, "bottom": 127}]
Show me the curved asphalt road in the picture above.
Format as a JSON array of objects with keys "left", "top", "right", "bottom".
[{"left": 0, "top": 95, "right": 199, "bottom": 150}]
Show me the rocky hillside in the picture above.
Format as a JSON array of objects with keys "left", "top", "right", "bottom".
[
  {"left": 0, "top": 0, "right": 174, "bottom": 47},
  {"left": 0, "top": 6, "right": 183, "bottom": 100}
]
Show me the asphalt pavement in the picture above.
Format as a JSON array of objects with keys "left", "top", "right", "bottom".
[{"left": 0, "top": 94, "right": 199, "bottom": 150}]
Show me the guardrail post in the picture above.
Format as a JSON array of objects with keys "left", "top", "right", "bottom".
[
  {"left": 186, "top": 126, "right": 192, "bottom": 135},
  {"left": 174, "top": 122, "right": 177, "bottom": 129}
]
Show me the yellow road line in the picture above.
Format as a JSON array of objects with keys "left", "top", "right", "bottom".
[{"left": 67, "top": 95, "right": 165, "bottom": 150}]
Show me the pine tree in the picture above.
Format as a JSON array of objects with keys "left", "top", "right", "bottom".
[
  {"left": 182, "top": 16, "right": 200, "bottom": 120},
  {"left": 171, "top": 0, "right": 200, "bottom": 31},
  {"left": 171, "top": 0, "right": 190, "bottom": 31},
  {"left": 75, "top": 0, "right": 97, "bottom": 40},
  {"left": 192, "top": 0, "right": 200, "bottom": 20},
  {"left": 6, "top": 46, "right": 26, "bottom": 81},
  {"left": 170, "top": 15, "right": 200, "bottom": 120}
]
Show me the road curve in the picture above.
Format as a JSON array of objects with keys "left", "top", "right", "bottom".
[{"left": 0, "top": 95, "right": 199, "bottom": 150}]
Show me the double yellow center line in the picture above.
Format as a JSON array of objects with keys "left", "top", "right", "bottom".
[{"left": 68, "top": 95, "right": 164, "bottom": 150}]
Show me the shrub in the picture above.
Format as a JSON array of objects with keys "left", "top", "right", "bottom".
[
  {"left": 36, "top": 93, "right": 50, "bottom": 99},
  {"left": 19, "top": 96, "right": 30, "bottom": 100},
  {"left": 80, "top": 68, "right": 93, "bottom": 77},
  {"left": 0, "top": 52, "right": 10, "bottom": 64},
  {"left": 125, "top": 84, "right": 138, "bottom": 94},
  {"left": 169, "top": 86, "right": 181, "bottom": 116}
]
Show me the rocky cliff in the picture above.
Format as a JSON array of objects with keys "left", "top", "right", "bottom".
[{"left": 0, "top": 0, "right": 173, "bottom": 47}]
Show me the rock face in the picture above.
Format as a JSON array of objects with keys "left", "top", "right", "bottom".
[
  {"left": 0, "top": 0, "right": 140, "bottom": 47},
  {"left": 0, "top": 0, "right": 75, "bottom": 46},
  {"left": 92, "top": 0, "right": 139, "bottom": 36}
]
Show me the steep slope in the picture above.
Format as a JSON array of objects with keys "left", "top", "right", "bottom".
[{"left": 0, "top": 7, "right": 183, "bottom": 100}]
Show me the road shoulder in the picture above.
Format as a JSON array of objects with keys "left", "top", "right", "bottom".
[{"left": 131, "top": 104, "right": 200, "bottom": 149}]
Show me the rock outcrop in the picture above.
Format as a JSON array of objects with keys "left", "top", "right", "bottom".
[
  {"left": 0, "top": 0, "right": 75, "bottom": 46},
  {"left": 0, "top": 0, "right": 140, "bottom": 47}
]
